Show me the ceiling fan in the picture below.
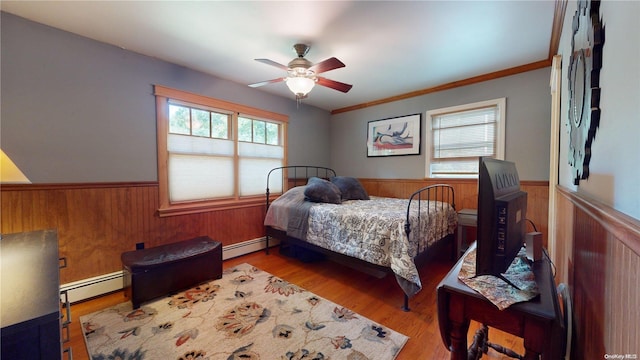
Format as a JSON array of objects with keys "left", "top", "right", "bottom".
[{"left": 249, "top": 44, "right": 352, "bottom": 99}]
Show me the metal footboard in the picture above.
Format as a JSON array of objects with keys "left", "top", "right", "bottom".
[{"left": 402, "top": 184, "right": 456, "bottom": 310}]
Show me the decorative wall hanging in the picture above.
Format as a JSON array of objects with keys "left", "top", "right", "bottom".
[
  {"left": 567, "top": 0, "right": 605, "bottom": 185},
  {"left": 367, "top": 113, "right": 421, "bottom": 157}
]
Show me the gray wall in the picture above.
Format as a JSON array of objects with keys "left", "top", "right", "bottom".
[
  {"left": 11, "top": 4, "right": 637, "bottom": 220},
  {"left": 557, "top": 1, "right": 640, "bottom": 220},
  {"left": 0, "top": 12, "right": 331, "bottom": 183},
  {"left": 330, "top": 67, "right": 552, "bottom": 181}
]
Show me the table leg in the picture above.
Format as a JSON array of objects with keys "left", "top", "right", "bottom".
[
  {"left": 449, "top": 319, "right": 470, "bottom": 360},
  {"left": 468, "top": 325, "right": 488, "bottom": 360},
  {"left": 523, "top": 320, "right": 546, "bottom": 360}
]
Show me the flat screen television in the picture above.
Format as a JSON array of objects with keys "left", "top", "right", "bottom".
[{"left": 476, "top": 157, "right": 528, "bottom": 280}]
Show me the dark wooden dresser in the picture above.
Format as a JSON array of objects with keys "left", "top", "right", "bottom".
[{"left": 1, "top": 229, "right": 68, "bottom": 359}]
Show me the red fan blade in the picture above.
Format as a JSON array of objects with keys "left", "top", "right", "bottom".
[
  {"left": 316, "top": 77, "right": 353, "bottom": 93},
  {"left": 248, "top": 78, "right": 285, "bottom": 88},
  {"left": 254, "top": 58, "right": 289, "bottom": 71},
  {"left": 309, "top": 57, "right": 345, "bottom": 74}
]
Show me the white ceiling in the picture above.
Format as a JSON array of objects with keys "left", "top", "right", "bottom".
[{"left": 1, "top": 1, "right": 557, "bottom": 112}]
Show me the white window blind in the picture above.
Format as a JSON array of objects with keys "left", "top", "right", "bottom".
[
  {"left": 166, "top": 123, "right": 285, "bottom": 200},
  {"left": 238, "top": 141, "right": 284, "bottom": 196},
  {"left": 168, "top": 154, "right": 234, "bottom": 201},
  {"left": 427, "top": 98, "right": 505, "bottom": 178},
  {"left": 167, "top": 132, "right": 236, "bottom": 202}
]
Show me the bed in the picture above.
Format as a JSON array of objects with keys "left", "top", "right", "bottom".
[{"left": 263, "top": 166, "right": 458, "bottom": 311}]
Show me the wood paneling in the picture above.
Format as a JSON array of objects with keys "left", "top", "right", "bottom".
[
  {"left": 552, "top": 185, "right": 574, "bottom": 285},
  {"left": 1, "top": 183, "right": 266, "bottom": 284},
  {"left": 1, "top": 178, "right": 549, "bottom": 286},
  {"left": 555, "top": 186, "right": 640, "bottom": 358}
]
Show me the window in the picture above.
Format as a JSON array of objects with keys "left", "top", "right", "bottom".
[
  {"left": 426, "top": 98, "right": 505, "bottom": 178},
  {"left": 155, "top": 85, "right": 288, "bottom": 216}
]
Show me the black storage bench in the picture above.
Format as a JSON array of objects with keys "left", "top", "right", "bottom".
[{"left": 121, "top": 236, "right": 222, "bottom": 309}]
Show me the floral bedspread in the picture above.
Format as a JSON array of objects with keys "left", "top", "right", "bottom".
[{"left": 265, "top": 190, "right": 457, "bottom": 297}]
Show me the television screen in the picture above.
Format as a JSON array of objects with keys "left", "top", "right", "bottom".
[{"left": 476, "top": 157, "right": 527, "bottom": 278}]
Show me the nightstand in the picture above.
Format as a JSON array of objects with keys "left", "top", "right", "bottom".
[{"left": 457, "top": 208, "right": 477, "bottom": 258}]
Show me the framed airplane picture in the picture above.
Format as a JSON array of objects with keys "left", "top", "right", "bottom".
[{"left": 367, "top": 113, "right": 421, "bottom": 157}]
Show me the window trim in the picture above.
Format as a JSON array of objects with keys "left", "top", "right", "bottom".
[
  {"left": 425, "top": 98, "right": 506, "bottom": 178},
  {"left": 168, "top": 100, "right": 234, "bottom": 139},
  {"left": 155, "top": 85, "right": 288, "bottom": 216}
]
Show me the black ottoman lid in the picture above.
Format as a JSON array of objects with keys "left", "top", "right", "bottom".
[{"left": 121, "top": 236, "right": 220, "bottom": 270}]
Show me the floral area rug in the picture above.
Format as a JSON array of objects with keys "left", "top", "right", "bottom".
[{"left": 81, "top": 263, "right": 408, "bottom": 360}]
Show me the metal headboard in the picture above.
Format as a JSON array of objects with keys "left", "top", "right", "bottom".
[{"left": 265, "top": 165, "right": 337, "bottom": 209}]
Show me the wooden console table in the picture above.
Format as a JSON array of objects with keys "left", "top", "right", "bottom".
[{"left": 437, "top": 243, "right": 562, "bottom": 359}]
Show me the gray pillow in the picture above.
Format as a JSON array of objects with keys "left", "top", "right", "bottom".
[
  {"left": 330, "top": 176, "right": 370, "bottom": 200},
  {"left": 304, "top": 177, "right": 342, "bottom": 204}
]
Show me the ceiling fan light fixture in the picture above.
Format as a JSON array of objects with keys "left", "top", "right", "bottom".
[
  {"left": 250, "top": 44, "right": 352, "bottom": 98},
  {"left": 285, "top": 75, "right": 316, "bottom": 98}
]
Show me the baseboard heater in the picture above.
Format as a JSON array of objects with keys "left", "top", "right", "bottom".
[{"left": 60, "top": 236, "right": 278, "bottom": 303}]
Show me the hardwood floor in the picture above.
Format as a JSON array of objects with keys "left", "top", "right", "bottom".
[{"left": 67, "top": 247, "right": 525, "bottom": 359}]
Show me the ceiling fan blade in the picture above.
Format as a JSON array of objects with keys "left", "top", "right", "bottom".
[
  {"left": 309, "top": 57, "right": 346, "bottom": 74},
  {"left": 316, "top": 77, "right": 353, "bottom": 93},
  {"left": 248, "top": 78, "right": 285, "bottom": 88},
  {"left": 255, "top": 58, "right": 289, "bottom": 71}
]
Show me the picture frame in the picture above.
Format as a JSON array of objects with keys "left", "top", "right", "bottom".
[{"left": 367, "top": 113, "right": 421, "bottom": 157}]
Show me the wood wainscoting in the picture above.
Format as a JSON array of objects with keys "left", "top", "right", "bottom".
[
  {"left": 554, "top": 186, "right": 640, "bottom": 358},
  {"left": 1, "top": 182, "right": 266, "bottom": 285},
  {"left": 1, "top": 178, "right": 549, "bottom": 294}
]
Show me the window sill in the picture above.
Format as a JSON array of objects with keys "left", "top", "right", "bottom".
[{"left": 157, "top": 196, "right": 266, "bottom": 217}]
